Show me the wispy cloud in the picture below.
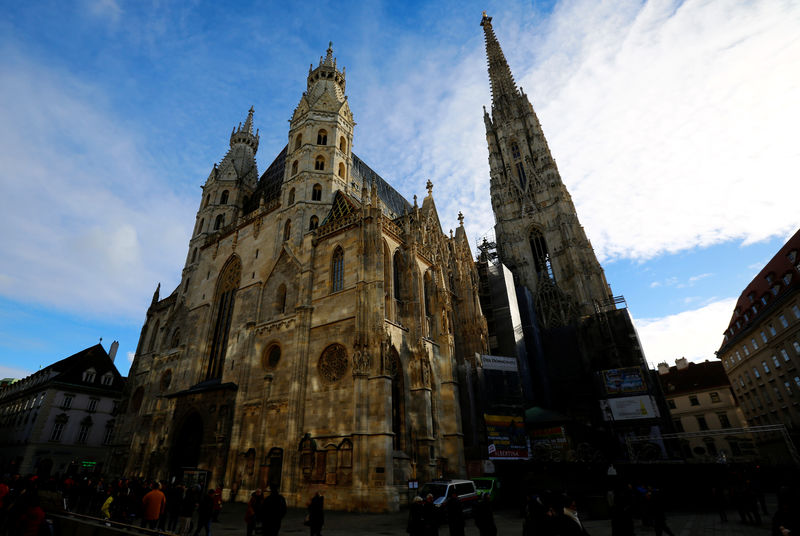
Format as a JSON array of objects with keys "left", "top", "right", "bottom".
[{"left": 634, "top": 298, "right": 737, "bottom": 365}]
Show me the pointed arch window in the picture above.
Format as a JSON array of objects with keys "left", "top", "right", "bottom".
[
  {"left": 294, "top": 133, "right": 302, "bottom": 151},
  {"left": 148, "top": 320, "right": 160, "bottom": 353},
  {"left": 393, "top": 251, "right": 403, "bottom": 301},
  {"left": 529, "top": 229, "right": 555, "bottom": 282},
  {"left": 312, "top": 184, "right": 322, "bottom": 201},
  {"left": 388, "top": 347, "right": 406, "bottom": 450},
  {"left": 283, "top": 220, "right": 292, "bottom": 241},
  {"left": 317, "top": 129, "right": 328, "bottom": 145},
  {"left": 214, "top": 214, "right": 225, "bottom": 230},
  {"left": 315, "top": 156, "right": 325, "bottom": 171},
  {"left": 339, "top": 136, "right": 347, "bottom": 152},
  {"left": 206, "top": 256, "right": 241, "bottom": 380},
  {"left": 511, "top": 142, "right": 521, "bottom": 160},
  {"left": 338, "top": 162, "right": 345, "bottom": 178},
  {"left": 197, "top": 218, "right": 204, "bottom": 235},
  {"left": 291, "top": 160, "right": 299, "bottom": 176},
  {"left": 516, "top": 162, "right": 527, "bottom": 189},
  {"left": 220, "top": 190, "right": 229, "bottom": 204},
  {"left": 288, "top": 188, "right": 295, "bottom": 205},
  {"left": 331, "top": 246, "right": 344, "bottom": 293},
  {"left": 309, "top": 215, "right": 319, "bottom": 231},
  {"left": 276, "top": 284, "right": 287, "bottom": 314}
]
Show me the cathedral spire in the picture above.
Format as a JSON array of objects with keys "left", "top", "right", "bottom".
[
  {"left": 481, "top": 12, "right": 519, "bottom": 103},
  {"left": 230, "top": 106, "right": 259, "bottom": 153}
]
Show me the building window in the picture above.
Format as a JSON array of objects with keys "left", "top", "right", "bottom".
[
  {"left": 263, "top": 345, "right": 281, "bottom": 370},
  {"left": 773, "top": 355, "right": 781, "bottom": 369},
  {"left": 743, "top": 345, "right": 750, "bottom": 356},
  {"left": 294, "top": 133, "right": 302, "bottom": 151},
  {"left": 769, "top": 324, "right": 777, "bottom": 336},
  {"left": 292, "top": 160, "right": 299, "bottom": 175},
  {"left": 710, "top": 392, "right": 721, "bottom": 403},
  {"left": 315, "top": 156, "right": 325, "bottom": 171},
  {"left": 739, "top": 377, "right": 745, "bottom": 387},
  {"left": 753, "top": 367, "right": 761, "bottom": 379},
  {"left": 515, "top": 162, "right": 527, "bottom": 188},
  {"left": 510, "top": 141, "right": 521, "bottom": 160},
  {"left": 77, "top": 424, "right": 90, "bottom": 444},
  {"left": 50, "top": 422, "right": 65, "bottom": 442},
  {"left": 794, "top": 341, "right": 800, "bottom": 354},
  {"left": 312, "top": 184, "right": 322, "bottom": 201},
  {"left": 529, "top": 229, "right": 555, "bottom": 282},
  {"left": 87, "top": 398, "right": 98, "bottom": 412},
  {"left": 785, "top": 381, "right": 793, "bottom": 396},
  {"left": 782, "top": 349, "right": 791, "bottom": 362},
  {"left": 689, "top": 395, "right": 699, "bottom": 406},
  {"left": 214, "top": 214, "right": 224, "bottom": 230},
  {"left": 283, "top": 220, "right": 291, "bottom": 241},
  {"left": 672, "top": 419, "right": 684, "bottom": 432},
  {"left": 83, "top": 369, "right": 96, "bottom": 383},
  {"left": 774, "top": 386, "right": 783, "bottom": 402},
  {"left": 667, "top": 400, "right": 676, "bottom": 409},
  {"left": 696, "top": 416, "right": 709, "bottom": 431},
  {"left": 751, "top": 338, "right": 759, "bottom": 350},
  {"left": 206, "top": 256, "right": 241, "bottom": 381},
  {"left": 717, "top": 413, "right": 731, "bottom": 429},
  {"left": 793, "top": 305, "right": 800, "bottom": 319},
  {"left": 317, "top": 129, "right": 327, "bottom": 145},
  {"left": 339, "top": 136, "right": 346, "bottom": 152},
  {"left": 761, "top": 331, "right": 769, "bottom": 343},
  {"left": 338, "top": 162, "right": 345, "bottom": 178},
  {"left": 309, "top": 215, "right": 319, "bottom": 231},
  {"left": 288, "top": 188, "right": 295, "bottom": 205},
  {"left": 62, "top": 394, "right": 74, "bottom": 410},
  {"left": 103, "top": 422, "right": 114, "bottom": 445},
  {"left": 780, "top": 315, "right": 789, "bottom": 328},
  {"left": 220, "top": 190, "right": 229, "bottom": 204},
  {"left": 763, "top": 361, "right": 770, "bottom": 374},
  {"left": 331, "top": 247, "right": 344, "bottom": 293},
  {"left": 795, "top": 377, "right": 800, "bottom": 390},
  {"left": 736, "top": 351, "right": 741, "bottom": 361}
]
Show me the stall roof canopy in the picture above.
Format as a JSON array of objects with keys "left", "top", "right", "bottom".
[{"left": 524, "top": 406, "right": 569, "bottom": 425}]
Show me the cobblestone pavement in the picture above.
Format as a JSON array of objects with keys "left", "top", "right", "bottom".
[{"left": 207, "top": 498, "right": 777, "bottom": 536}]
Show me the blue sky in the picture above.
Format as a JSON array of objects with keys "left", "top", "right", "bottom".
[{"left": 1, "top": 0, "right": 798, "bottom": 378}]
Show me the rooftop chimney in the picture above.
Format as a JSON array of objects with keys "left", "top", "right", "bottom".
[
  {"left": 676, "top": 357, "right": 689, "bottom": 370},
  {"left": 109, "top": 341, "right": 119, "bottom": 363},
  {"left": 657, "top": 362, "right": 670, "bottom": 375}
]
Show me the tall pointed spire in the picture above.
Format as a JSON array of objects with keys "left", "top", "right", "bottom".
[
  {"left": 230, "top": 106, "right": 259, "bottom": 152},
  {"left": 481, "top": 12, "right": 518, "bottom": 103}
]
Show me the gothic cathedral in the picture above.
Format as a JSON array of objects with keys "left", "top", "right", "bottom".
[{"left": 113, "top": 45, "right": 488, "bottom": 511}]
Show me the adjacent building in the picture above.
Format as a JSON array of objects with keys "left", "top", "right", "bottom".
[
  {"left": 717, "top": 229, "right": 800, "bottom": 460},
  {"left": 112, "top": 44, "right": 487, "bottom": 511},
  {"left": 0, "top": 343, "right": 125, "bottom": 476},
  {"left": 657, "top": 358, "right": 752, "bottom": 462}
]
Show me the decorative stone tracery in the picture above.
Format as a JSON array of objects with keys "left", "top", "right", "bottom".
[{"left": 318, "top": 343, "right": 348, "bottom": 382}]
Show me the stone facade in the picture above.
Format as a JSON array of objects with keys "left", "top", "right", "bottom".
[
  {"left": 480, "top": 13, "right": 613, "bottom": 329},
  {"left": 113, "top": 45, "right": 488, "bottom": 512}
]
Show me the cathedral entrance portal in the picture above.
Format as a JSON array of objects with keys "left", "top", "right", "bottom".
[
  {"left": 266, "top": 447, "right": 283, "bottom": 490},
  {"left": 170, "top": 411, "right": 203, "bottom": 477}
]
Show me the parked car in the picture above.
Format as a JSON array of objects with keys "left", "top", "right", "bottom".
[
  {"left": 419, "top": 479, "right": 479, "bottom": 515},
  {"left": 472, "top": 476, "right": 501, "bottom": 502}
]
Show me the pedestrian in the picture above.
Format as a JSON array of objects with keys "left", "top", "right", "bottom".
[
  {"left": 407, "top": 496, "right": 425, "bottom": 536},
  {"left": 306, "top": 491, "right": 324, "bottom": 536},
  {"left": 100, "top": 491, "right": 114, "bottom": 520},
  {"left": 193, "top": 489, "right": 215, "bottom": 536},
  {"left": 422, "top": 493, "right": 438, "bottom": 536},
  {"left": 177, "top": 485, "right": 199, "bottom": 536},
  {"left": 556, "top": 494, "right": 590, "bottom": 536},
  {"left": 165, "top": 484, "right": 184, "bottom": 532},
  {"left": 473, "top": 494, "right": 497, "bottom": 536},
  {"left": 644, "top": 488, "right": 674, "bottom": 536},
  {"left": 609, "top": 483, "right": 635, "bottom": 536},
  {"left": 141, "top": 481, "right": 166, "bottom": 530},
  {"left": 211, "top": 486, "right": 223, "bottom": 522},
  {"left": 261, "top": 484, "right": 287, "bottom": 536},
  {"left": 711, "top": 486, "right": 727, "bottom": 523},
  {"left": 446, "top": 489, "right": 465, "bottom": 536},
  {"left": 245, "top": 488, "right": 263, "bottom": 536},
  {"left": 772, "top": 486, "right": 799, "bottom": 536}
]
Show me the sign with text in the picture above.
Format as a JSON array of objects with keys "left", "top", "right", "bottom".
[
  {"left": 481, "top": 355, "right": 519, "bottom": 372},
  {"left": 600, "top": 395, "right": 660, "bottom": 421},
  {"left": 485, "top": 414, "right": 530, "bottom": 460}
]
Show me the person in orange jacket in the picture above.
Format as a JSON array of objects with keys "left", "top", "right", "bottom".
[{"left": 141, "top": 482, "right": 166, "bottom": 530}]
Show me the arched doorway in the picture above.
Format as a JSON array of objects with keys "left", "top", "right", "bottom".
[{"left": 170, "top": 412, "right": 203, "bottom": 478}]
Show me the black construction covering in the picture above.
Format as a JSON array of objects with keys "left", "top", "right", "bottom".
[{"left": 242, "top": 145, "right": 287, "bottom": 215}]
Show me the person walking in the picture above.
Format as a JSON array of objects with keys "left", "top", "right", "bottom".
[
  {"left": 261, "top": 485, "right": 287, "bottom": 536},
  {"left": 556, "top": 495, "right": 590, "bottom": 536},
  {"left": 644, "top": 488, "right": 674, "bottom": 536},
  {"left": 473, "top": 494, "right": 497, "bottom": 536},
  {"left": 177, "top": 485, "right": 199, "bottom": 536},
  {"left": 407, "top": 496, "right": 425, "bottom": 536},
  {"left": 245, "top": 488, "right": 263, "bottom": 536},
  {"left": 422, "top": 493, "right": 439, "bottom": 536},
  {"left": 141, "top": 482, "right": 166, "bottom": 530},
  {"left": 306, "top": 491, "right": 324, "bottom": 536},
  {"left": 193, "top": 489, "right": 215, "bottom": 536},
  {"left": 446, "top": 490, "right": 465, "bottom": 536}
]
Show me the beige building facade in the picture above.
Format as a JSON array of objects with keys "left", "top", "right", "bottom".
[{"left": 112, "top": 45, "right": 488, "bottom": 511}]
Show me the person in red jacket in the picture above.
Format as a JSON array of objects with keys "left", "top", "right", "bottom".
[{"left": 141, "top": 482, "right": 166, "bottom": 530}]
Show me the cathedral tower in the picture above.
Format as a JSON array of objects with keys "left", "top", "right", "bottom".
[{"left": 481, "top": 13, "right": 613, "bottom": 328}]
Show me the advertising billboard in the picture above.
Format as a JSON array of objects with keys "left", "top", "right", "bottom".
[
  {"left": 481, "top": 355, "right": 519, "bottom": 372},
  {"left": 485, "top": 414, "right": 530, "bottom": 460},
  {"left": 601, "top": 367, "right": 647, "bottom": 396},
  {"left": 599, "top": 395, "right": 660, "bottom": 421}
]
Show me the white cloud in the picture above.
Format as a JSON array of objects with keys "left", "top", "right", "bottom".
[
  {"left": 633, "top": 297, "right": 737, "bottom": 366},
  {"left": 0, "top": 46, "right": 194, "bottom": 320},
  {"left": 127, "top": 351, "right": 135, "bottom": 363},
  {"left": 0, "top": 365, "right": 33, "bottom": 380},
  {"left": 86, "top": 0, "right": 122, "bottom": 24}
]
